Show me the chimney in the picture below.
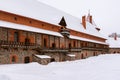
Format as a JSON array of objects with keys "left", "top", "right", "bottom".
[
  {"left": 114, "top": 33, "right": 117, "bottom": 40},
  {"left": 90, "top": 16, "right": 92, "bottom": 24},
  {"left": 82, "top": 16, "right": 86, "bottom": 29}
]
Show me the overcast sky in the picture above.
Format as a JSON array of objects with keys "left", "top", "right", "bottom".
[{"left": 38, "top": 0, "right": 120, "bottom": 36}]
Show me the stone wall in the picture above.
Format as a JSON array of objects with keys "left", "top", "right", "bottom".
[
  {"left": 0, "top": 49, "right": 36, "bottom": 64},
  {"left": 44, "top": 53, "right": 66, "bottom": 62},
  {"left": 109, "top": 48, "right": 120, "bottom": 53},
  {"left": 32, "top": 55, "right": 51, "bottom": 65}
]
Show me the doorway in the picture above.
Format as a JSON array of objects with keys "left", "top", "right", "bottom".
[{"left": 24, "top": 56, "right": 30, "bottom": 63}]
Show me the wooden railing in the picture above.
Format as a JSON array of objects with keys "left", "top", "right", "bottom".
[
  {"left": 0, "top": 40, "right": 108, "bottom": 51},
  {"left": 0, "top": 40, "right": 40, "bottom": 49},
  {"left": 69, "top": 48, "right": 82, "bottom": 52},
  {"left": 81, "top": 46, "right": 109, "bottom": 51},
  {"left": 35, "top": 48, "right": 69, "bottom": 53},
  {"left": 35, "top": 46, "right": 108, "bottom": 53}
]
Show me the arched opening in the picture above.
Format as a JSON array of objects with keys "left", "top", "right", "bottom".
[
  {"left": 24, "top": 56, "right": 30, "bottom": 63},
  {"left": 93, "top": 52, "right": 96, "bottom": 56},
  {"left": 51, "top": 58, "right": 55, "bottom": 62},
  {"left": 11, "top": 56, "right": 17, "bottom": 63},
  {"left": 81, "top": 54, "right": 84, "bottom": 59},
  {"left": 113, "top": 51, "right": 116, "bottom": 54}
]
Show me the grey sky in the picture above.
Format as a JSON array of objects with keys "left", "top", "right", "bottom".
[{"left": 38, "top": 0, "right": 120, "bottom": 36}]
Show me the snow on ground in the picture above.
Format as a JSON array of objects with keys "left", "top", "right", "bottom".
[{"left": 1, "top": 54, "right": 120, "bottom": 80}]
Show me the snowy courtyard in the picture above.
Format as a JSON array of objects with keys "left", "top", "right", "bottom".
[{"left": 0, "top": 54, "right": 120, "bottom": 80}]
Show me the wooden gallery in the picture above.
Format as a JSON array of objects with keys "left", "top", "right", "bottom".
[{"left": 0, "top": 0, "right": 109, "bottom": 65}]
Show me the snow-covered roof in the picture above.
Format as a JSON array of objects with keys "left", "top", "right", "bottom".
[
  {"left": 0, "top": 20, "right": 62, "bottom": 37},
  {"left": 0, "top": 0, "right": 106, "bottom": 39},
  {"left": 35, "top": 55, "right": 51, "bottom": 59},
  {"left": 85, "top": 22, "right": 106, "bottom": 38},
  {"left": 107, "top": 37, "right": 120, "bottom": 48},
  {"left": 70, "top": 35, "right": 108, "bottom": 45}
]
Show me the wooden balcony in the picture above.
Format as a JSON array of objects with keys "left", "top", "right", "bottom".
[
  {"left": 36, "top": 48, "right": 69, "bottom": 53},
  {"left": 81, "top": 46, "right": 108, "bottom": 51},
  {"left": 69, "top": 48, "right": 82, "bottom": 52},
  {"left": 0, "top": 40, "right": 40, "bottom": 49}
]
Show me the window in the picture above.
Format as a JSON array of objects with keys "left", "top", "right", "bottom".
[
  {"left": 42, "top": 24, "right": 44, "bottom": 26},
  {"left": 73, "top": 41, "right": 76, "bottom": 47},
  {"left": 25, "top": 38, "right": 30, "bottom": 45},
  {"left": 51, "top": 58, "right": 55, "bottom": 62},
  {"left": 61, "top": 27, "right": 63, "bottom": 29},
  {"left": 52, "top": 43, "right": 56, "bottom": 48},
  {"left": 113, "top": 51, "right": 116, "bottom": 54},
  {"left": 29, "top": 21, "right": 32, "bottom": 24},
  {"left": 14, "top": 17, "right": 17, "bottom": 21},
  {"left": 93, "top": 52, "right": 96, "bottom": 56},
  {"left": 44, "top": 38, "right": 47, "bottom": 48},
  {"left": 24, "top": 56, "right": 30, "bottom": 63},
  {"left": 14, "top": 32, "right": 19, "bottom": 42},
  {"left": 69, "top": 43, "right": 71, "bottom": 48},
  {"left": 12, "top": 56, "right": 16, "bottom": 63},
  {"left": 81, "top": 54, "right": 84, "bottom": 59},
  {"left": 81, "top": 42, "right": 83, "bottom": 47}
]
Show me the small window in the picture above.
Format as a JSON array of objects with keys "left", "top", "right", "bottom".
[
  {"left": 14, "top": 17, "right": 17, "bottom": 21},
  {"left": 51, "top": 58, "right": 55, "bottom": 62},
  {"left": 113, "top": 51, "right": 116, "bottom": 53},
  {"left": 12, "top": 56, "right": 16, "bottom": 62},
  {"left": 24, "top": 56, "right": 30, "bottom": 63},
  {"left": 61, "top": 27, "right": 63, "bottom": 29},
  {"left": 44, "top": 38, "right": 47, "bottom": 48},
  {"left": 29, "top": 21, "right": 32, "bottom": 24},
  {"left": 25, "top": 38, "right": 30, "bottom": 45},
  {"left": 42, "top": 24, "right": 44, "bottom": 26},
  {"left": 73, "top": 41, "right": 76, "bottom": 47},
  {"left": 14, "top": 32, "right": 19, "bottom": 42},
  {"left": 52, "top": 43, "right": 56, "bottom": 48},
  {"left": 93, "top": 52, "right": 96, "bottom": 56},
  {"left": 81, "top": 54, "right": 84, "bottom": 59},
  {"left": 69, "top": 43, "right": 71, "bottom": 48}
]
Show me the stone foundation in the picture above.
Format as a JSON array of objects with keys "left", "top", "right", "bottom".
[
  {"left": 32, "top": 55, "right": 51, "bottom": 65},
  {"left": 109, "top": 48, "right": 120, "bottom": 53},
  {"left": 0, "top": 48, "right": 36, "bottom": 64}
]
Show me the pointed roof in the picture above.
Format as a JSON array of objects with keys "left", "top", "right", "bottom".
[{"left": 59, "top": 17, "right": 67, "bottom": 27}]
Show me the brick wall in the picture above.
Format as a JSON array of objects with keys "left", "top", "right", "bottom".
[{"left": 0, "top": 11, "right": 60, "bottom": 32}]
